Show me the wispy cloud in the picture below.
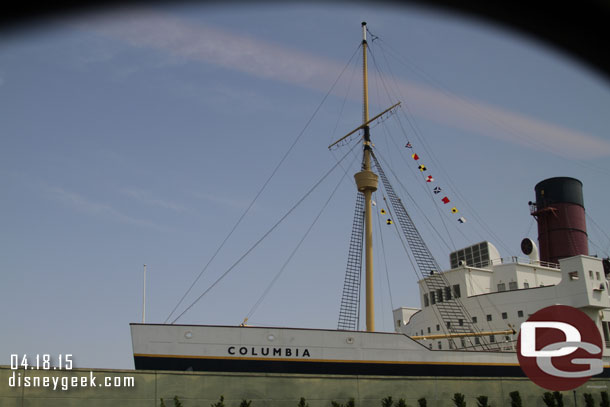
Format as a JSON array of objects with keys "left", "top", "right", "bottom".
[
  {"left": 192, "top": 191, "right": 250, "bottom": 211},
  {"left": 82, "top": 8, "right": 610, "bottom": 159},
  {"left": 44, "top": 185, "right": 164, "bottom": 230},
  {"left": 121, "top": 187, "right": 188, "bottom": 213},
  {"left": 395, "top": 81, "right": 610, "bottom": 159},
  {"left": 82, "top": 9, "right": 335, "bottom": 87}
]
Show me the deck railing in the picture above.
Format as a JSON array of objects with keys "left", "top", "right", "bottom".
[{"left": 454, "top": 257, "right": 560, "bottom": 270}]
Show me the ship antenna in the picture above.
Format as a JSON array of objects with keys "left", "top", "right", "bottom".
[{"left": 355, "top": 21, "right": 378, "bottom": 332}]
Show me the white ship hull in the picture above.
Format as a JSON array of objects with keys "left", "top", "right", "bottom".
[{"left": 131, "top": 323, "right": 525, "bottom": 376}]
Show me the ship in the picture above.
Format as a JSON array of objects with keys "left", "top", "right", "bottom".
[{"left": 131, "top": 22, "right": 610, "bottom": 378}]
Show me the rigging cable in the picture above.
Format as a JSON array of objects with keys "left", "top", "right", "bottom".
[
  {"left": 164, "top": 43, "right": 363, "bottom": 323},
  {"left": 329, "top": 44, "right": 362, "bottom": 148},
  {"left": 374, "top": 150, "right": 494, "bottom": 350},
  {"left": 373, "top": 149, "right": 454, "bottom": 254},
  {"left": 244, "top": 147, "right": 361, "bottom": 324},
  {"left": 171, "top": 140, "right": 360, "bottom": 324},
  {"left": 380, "top": 192, "right": 453, "bottom": 342},
  {"left": 371, "top": 39, "right": 511, "bottom": 347},
  {"left": 380, "top": 116, "right": 460, "bottom": 252},
  {"left": 371, "top": 36, "right": 514, "bottom": 255},
  {"left": 373, "top": 37, "right": 577, "bottom": 162},
  {"left": 329, "top": 43, "right": 366, "bottom": 175},
  {"left": 369, "top": 35, "right": 523, "bottom": 346},
  {"left": 370, "top": 150, "right": 454, "bottom": 341},
  {"left": 587, "top": 213, "right": 610, "bottom": 256},
  {"left": 375, "top": 129, "right": 510, "bottom": 341},
  {"left": 373, "top": 191, "right": 396, "bottom": 312},
  {"left": 373, "top": 206, "right": 387, "bottom": 332},
  {"left": 369, "top": 44, "right": 475, "bottom": 253}
]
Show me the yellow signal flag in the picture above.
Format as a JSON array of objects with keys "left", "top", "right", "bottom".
[
  {"left": 451, "top": 207, "right": 459, "bottom": 214},
  {"left": 386, "top": 219, "right": 393, "bottom": 225}
]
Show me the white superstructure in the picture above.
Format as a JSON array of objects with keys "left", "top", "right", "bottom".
[{"left": 394, "top": 242, "right": 610, "bottom": 355}]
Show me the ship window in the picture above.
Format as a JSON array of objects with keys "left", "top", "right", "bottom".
[
  {"left": 429, "top": 344, "right": 433, "bottom": 350},
  {"left": 397, "top": 320, "right": 402, "bottom": 327},
  {"left": 460, "top": 338, "right": 466, "bottom": 348},
  {"left": 446, "top": 322, "right": 451, "bottom": 329},
  {"left": 475, "top": 337, "right": 480, "bottom": 345},
  {"left": 489, "top": 335, "right": 495, "bottom": 343},
  {"left": 430, "top": 292, "right": 436, "bottom": 305},
  {"left": 427, "top": 327, "right": 431, "bottom": 334},
  {"left": 497, "top": 283, "right": 506, "bottom": 292},
  {"left": 444, "top": 286, "right": 452, "bottom": 300},
  {"left": 458, "top": 319, "right": 463, "bottom": 326},
  {"left": 502, "top": 312, "right": 508, "bottom": 320},
  {"left": 436, "top": 289, "right": 443, "bottom": 303},
  {"left": 524, "top": 282, "right": 530, "bottom": 288},
  {"left": 518, "top": 310, "right": 524, "bottom": 318},
  {"left": 505, "top": 336, "right": 511, "bottom": 341},
  {"left": 597, "top": 272, "right": 601, "bottom": 280},
  {"left": 509, "top": 281, "right": 518, "bottom": 290},
  {"left": 437, "top": 341, "right": 442, "bottom": 350},
  {"left": 453, "top": 284, "right": 461, "bottom": 298},
  {"left": 590, "top": 270, "right": 594, "bottom": 279},
  {"left": 449, "top": 341, "right": 455, "bottom": 350},
  {"left": 472, "top": 316, "right": 477, "bottom": 323},
  {"left": 436, "top": 324, "right": 440, "bottom": 332},
  {"left": 424, "top": 293, "right": 429, "bottom": 307},
  {"left": 487, "top": 314, "right": 492, "bottom": 322}
]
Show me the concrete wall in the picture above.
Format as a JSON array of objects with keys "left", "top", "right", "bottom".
[{"left": 1, "top": 366, "right": 609, "bottom": 407}]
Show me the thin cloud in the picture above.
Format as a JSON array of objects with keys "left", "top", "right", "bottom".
[
  {"left": 45, "top": 185, "right": 164, "bottom": 230},
  {"left": 192, "top": 191, "right": 251, "bottom": 211},
  {"left": 390, "top": 81, "right": 610, "bottom": 159},
  {"left": 82, "top": 9, "right": 334, "bottom": 86},
  {"left": 121, "top": 187, "right": 188, "bottom": 213},
  {"left": 82, "top": 8, "right": 610, "bottom": 159}
]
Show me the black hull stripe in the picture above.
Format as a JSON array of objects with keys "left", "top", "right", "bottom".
[{"left": 134, "top": 356, "right": 531, "bottom": 377}]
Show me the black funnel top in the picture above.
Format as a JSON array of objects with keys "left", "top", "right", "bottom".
[{"left": 535, "top": 177, "right": 584, "bottom": 209}]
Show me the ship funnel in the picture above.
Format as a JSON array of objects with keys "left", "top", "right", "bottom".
[
  {"left": 530, "top": 177, "right": 588, "bottom": 264},
  {"left": 520, "top": 238, "right": 539, "bottom": 263}
]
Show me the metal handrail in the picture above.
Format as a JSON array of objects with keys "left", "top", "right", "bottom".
[{"left": 452, "top": 257, "right": 560, "bottom": 270}]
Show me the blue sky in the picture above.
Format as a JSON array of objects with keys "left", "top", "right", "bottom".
[{"left": 2, "top": 3, "right": 610, "bottom": 369}]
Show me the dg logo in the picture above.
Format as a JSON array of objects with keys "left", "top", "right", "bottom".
[{"left": 517, "top": 305, "right": 604, "bottom": 390}]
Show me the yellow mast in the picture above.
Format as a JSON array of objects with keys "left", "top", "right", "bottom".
[
  {"left": 329, "top": 23, "right": 400, "bottom": 332},
  {"left": 353, "top": 21, "right": 378, "bottom": 332}
]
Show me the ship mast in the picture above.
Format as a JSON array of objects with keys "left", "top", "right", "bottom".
[
  {"left": 331, "top": 23, "right": 400, "bottom": 332},
  {"left": 354, "top": 21, "right": 378, "bottom": 332}
]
